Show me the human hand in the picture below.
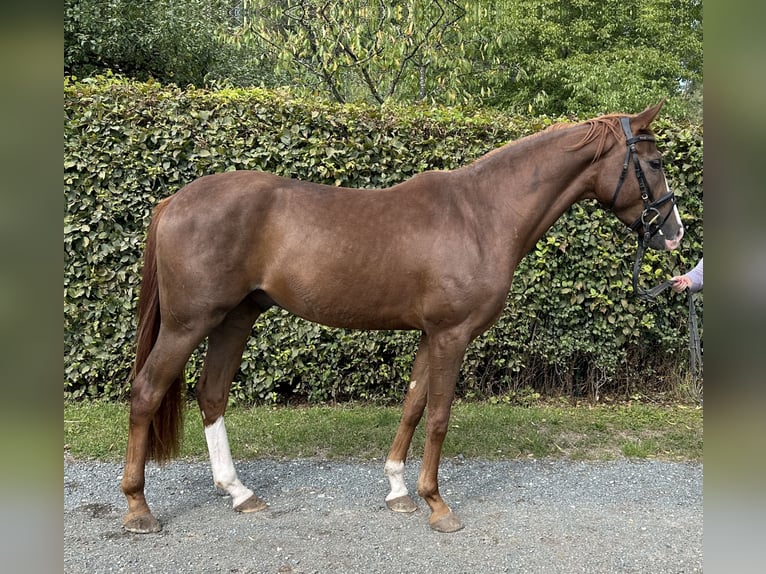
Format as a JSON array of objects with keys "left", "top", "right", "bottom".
[{"left": 671, "top": 275, "right": 691, "bottom": 293}]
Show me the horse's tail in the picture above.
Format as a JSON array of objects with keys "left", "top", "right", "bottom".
[{"left": 130, "top": 197, "right": 184, "bottom": 463}]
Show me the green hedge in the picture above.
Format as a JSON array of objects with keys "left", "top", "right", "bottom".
[{"left": 64, "top": 76, "right": 703, "bottom": 403}]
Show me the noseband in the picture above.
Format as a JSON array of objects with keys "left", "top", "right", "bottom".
[{"left": 610, "top": 117, "right": 677, "bottom": 300}]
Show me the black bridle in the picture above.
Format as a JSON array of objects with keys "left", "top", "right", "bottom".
[
  {"left": 610, "top": 117, "right": 677, "bottom": 300},
  {"left": 608, "top": 118, "right": 699, "bottom": 377}
]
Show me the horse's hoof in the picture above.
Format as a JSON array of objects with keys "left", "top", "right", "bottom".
[
  {"left": 386, "top": 495, "right": 418, "bottom": 514},
  {"left": 234, "top": 494, "right": 268, "bottom": 513},
  {"left": 123, "top": 512, "right": 162, "bottom": 533},
  {"left": 429, "top": 511, "right": 464, "bottom": 533}
]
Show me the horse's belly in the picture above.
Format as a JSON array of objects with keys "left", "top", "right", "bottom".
[{"left": 265, "top": 274, "right": 421, "bottom": 331}]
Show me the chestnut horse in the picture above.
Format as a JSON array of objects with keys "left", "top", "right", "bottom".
[{"left": 121, "top": 102, "right": 683, "bottom": 534}]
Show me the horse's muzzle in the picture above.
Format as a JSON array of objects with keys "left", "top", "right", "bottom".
[
  {"left": 643, "top": 200, "right": 684, "bottom": 251},
  {"left": 663, "top": 227, "right": 684, "bottom": 250}
]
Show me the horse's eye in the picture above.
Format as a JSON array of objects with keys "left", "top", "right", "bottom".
[{"left": 649, "top": 159, "right": 663, "bottom": 170}]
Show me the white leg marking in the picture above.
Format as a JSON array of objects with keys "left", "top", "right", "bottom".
[
  {"left": 204, "top": 417, "right": 254, "bottom": 508},
  {"left": 384, "top": 460, "right": 408, "bottom": 501},
  {"left": 409, "top": 379, "right": 417, "bottom": 390}
]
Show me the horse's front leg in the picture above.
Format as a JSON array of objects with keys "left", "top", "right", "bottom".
[
  {"left": 384, "top": 333, "right": 429, "bottom": 513},
  {"left": 416, "top": 328, "right": 470, "bottom": 533}
]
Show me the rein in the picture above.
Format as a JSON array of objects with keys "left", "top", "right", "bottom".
[{"left": 631, "top": 243, "right": 673, "bottom": 301}]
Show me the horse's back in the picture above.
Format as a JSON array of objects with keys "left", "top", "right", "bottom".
[{"left": 161, "top": 169, "right": 461, "bottom": 250}]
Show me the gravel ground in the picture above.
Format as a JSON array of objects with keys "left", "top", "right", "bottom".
[{"left": 65, "top": 457, "right": 702, "bottom": 573}]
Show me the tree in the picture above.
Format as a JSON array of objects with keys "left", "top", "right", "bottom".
[
  {"left": 226, "top": 0, "right": 470, "bottom": 104},
  {"left": 478, "top": 0, "right": 703, "bottom": 116},
  {"left": 227, "top": 0, "right": 702, "bottom": 116},
  {"left": 65, "top": 0, "right": 234, "bottom": 86},
  {"left": 65, "top": 0, "right": 703, "bottom": 117}
]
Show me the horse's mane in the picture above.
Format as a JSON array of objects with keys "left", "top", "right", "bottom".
[
  {"left": 471, "top": 114, "right": 628, "bottom": 166},
  {"left": 564, "top": 114, "right": 625, "bottom": 162}
]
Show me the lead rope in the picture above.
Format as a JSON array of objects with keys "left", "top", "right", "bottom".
[
  {"left": 687, "top": 291, "right": 702, "bottom": 377},
  {"left": 632, "top": 242, "right": 702, "bottom": 376}
]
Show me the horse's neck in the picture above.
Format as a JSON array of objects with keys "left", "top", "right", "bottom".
[{"left": 460, "top": 127, "right": 596, "bottom": 258}]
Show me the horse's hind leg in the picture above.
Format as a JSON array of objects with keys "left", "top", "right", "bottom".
[
  {"left": 384, "top": 333, "right": 429, "bottom": 514},
  {"left": 122, "top": 327, "right": 204, "bottom": 533},
  {"left": 196, "top": 297, "right": 267, "bottom": 513}
]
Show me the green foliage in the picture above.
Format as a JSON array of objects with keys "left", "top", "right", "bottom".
[
  {"left": 64, "top": 0, "right": 253, "bottom": 87},
  {"left": 479, "top": 0, "right": 703, "bottom": 118},
  {"left": 231, "top": 0, "right": 703, "bottom": 117},
  {"left": 65, "top": 1, "right": 703, "bottom": 119},
  {"left": 64, "top": 77, "right": 703, "bottom": 404}
]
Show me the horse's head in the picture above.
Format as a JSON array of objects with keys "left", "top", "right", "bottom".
[{"left": 593, "top": 101, "right": 684, "bottom": 251}]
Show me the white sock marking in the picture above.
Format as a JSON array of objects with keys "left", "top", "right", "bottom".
[
  {"left": 204, "top": 417, "right": 254, "bottom": 507},
  {"left": 384, "top": 460, "right": 408, "bottom": 501}
]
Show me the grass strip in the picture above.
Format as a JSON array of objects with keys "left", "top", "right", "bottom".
[{"left": 64, "top": 401, "right": 702, "bottom": 462}]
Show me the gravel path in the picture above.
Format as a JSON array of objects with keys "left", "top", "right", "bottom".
[{"left": 65, "top": 457, "right": 702, "bottom": 573}]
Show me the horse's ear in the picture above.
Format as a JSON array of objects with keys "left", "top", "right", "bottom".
[{"left": 630, "top": 99, "right": 665, "bottom": 132}]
